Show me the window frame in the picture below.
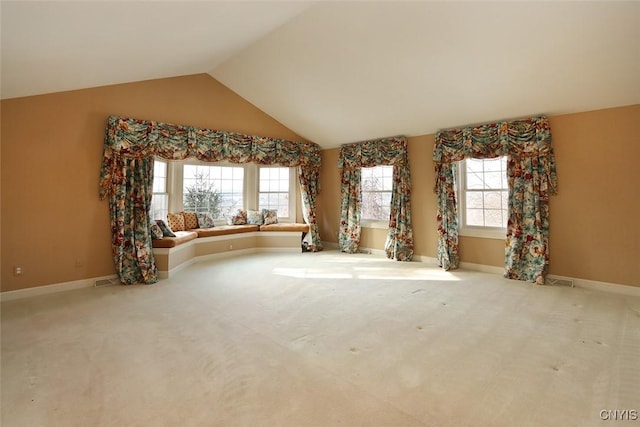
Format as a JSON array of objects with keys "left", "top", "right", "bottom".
[
  {"left": 152, "top": 160, "right": 297, "bottom": 226},
  {"left": 150, "top": 159, "right": 169, "bottom": 221},
  {"left": 456, "top": 157, "right": 509, "bottom": 240},
  {"left": 360, "top": 165, "right": 394, "bottom": 229},
  {"left": 181, "top": 162, "right": 247, "bottom": 223},
  {"left": 256, "top": 165, "right": 296, "bottom": 222}
]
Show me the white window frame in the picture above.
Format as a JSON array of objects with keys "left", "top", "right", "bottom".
[
  {"left": 159, "top": 161, "right": 297, "bottom": 225},
  {"left": 361, "top": 165, "right": 393, "bottom": 229},
  {"left": 151, "top": 159, "right": 169, "bottom": 221},
  {"left": 456, "top": 157, "right": 508, "bottom": 240},
  {"left": 178, "top": 161, "right": 247, "bottom": 225},
  {"left": 256, "top": 166, "right": 296, "bottom": 222}
]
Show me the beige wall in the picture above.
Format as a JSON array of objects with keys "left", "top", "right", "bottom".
[
  {"left": 317, "top": 105, "right": 640, "bottom": 287},
  {"left": 2, "top": 75, "right": 638, "bottom": 291},
  {"left": 1, "top": 74, "right": 305, "bottom": 291}
]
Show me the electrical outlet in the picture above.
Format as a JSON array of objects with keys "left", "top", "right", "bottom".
[
  {"left": 14, "top": 266, "right": 23, "bottom": 276},
  {"left": 229, "top": 244, "right": 233, "bottom": 250}
]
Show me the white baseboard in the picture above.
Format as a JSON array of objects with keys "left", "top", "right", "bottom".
[
  {"left": 458, "top": 261, "right": 505, "bottom": 275},
  {"left": 4, "top": 248, "right": 638, "bottom": 300},
  {"left": 1, "top": 274, "right": 119, "bottom": 302},
  {"left": 546, "top": 274, "right": 640, "bottom": 297},
  {"left": 322, "top": 244, "right": 640, "bottom": 297}
]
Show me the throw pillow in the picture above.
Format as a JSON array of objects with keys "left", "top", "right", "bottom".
[
  {"left": 262, "top": 209, "right": 278, "bottom": 225},
  {"left": 246, "top": 209, "right": 264, "bottom": 225},
  {"left": 196, "top": 212, "right": 215, "bottom": 228},
  {"left": 167, "top": 213, "right": 185, "bottom": 232},
  {"left": 150, "top": 222, "right": 164, "bottom": 240},
  {"left": 155, "top": 220, "right": 176, "bottom": 237},
  {"left": 181, "top": 211, "right": 199, "bottom": 229},
  {"left": 228, "top": 209, "right": 247, "bottom": 225}
]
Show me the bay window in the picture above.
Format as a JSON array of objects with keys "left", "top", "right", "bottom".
[{"left": 151, "top": 160, "right": 296, "bottom": 224}]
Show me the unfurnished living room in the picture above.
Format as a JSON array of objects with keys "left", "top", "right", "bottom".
[{"left": 1, "top": 2, "right": 639, "bottom": 426}]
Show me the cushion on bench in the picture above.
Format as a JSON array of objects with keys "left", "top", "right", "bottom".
[
  {"left": 193, "top": 224, "right": 259, "bottom": 237},
  {"left": 152, "top": 230, "right": 198, "bottom": 248},
  {"left": 259, "top": 223, "right": 309, "bottom": 232}
]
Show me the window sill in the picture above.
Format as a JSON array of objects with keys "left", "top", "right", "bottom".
[
  {"left": 361, "top": 219, "right": 390, "bottom": 230},
  {"left": 459, "top": 227, "right": 506, "bottom": 240}
]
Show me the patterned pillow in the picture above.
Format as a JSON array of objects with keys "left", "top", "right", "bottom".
[
  {"left": 196, "top": 212, "right": 215, "bottom": 228},
  {"left": 181, "top": 212, "right": 199, "bottom": 229},
  {"left": 227, "top": 209, "right": 247, "bottom": 225},
  {"left": 246, "top": 209, "right": 264, "bottom": 225},
  {"left": 167, "top": 213, "right": 185, "bottom": 232},
  {"left": 155, "top": 220, "right": 176, "bottom": 237},
  {"left": 150, "top": 222, "right": 164, "bottom": 240},
  {"left": 262, "top": 209, "right": 278, "bottom": 225}
]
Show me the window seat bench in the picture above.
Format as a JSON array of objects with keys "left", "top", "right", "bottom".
[{"left": 152, "top": 223, "right": 309, "bottom": 278}]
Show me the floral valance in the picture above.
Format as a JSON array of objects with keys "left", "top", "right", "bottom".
[
  {"left": 338, "top": 136, "right": 409, "bottom": 170},
  {"left": 434, "top": 116, "right": 555, "bottom": 162},
  {"left": 99, "top": 115, "right": 321, "bottom": 199}
]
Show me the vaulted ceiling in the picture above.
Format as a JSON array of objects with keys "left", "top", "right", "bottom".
[{"left": 2, "top": 1, "right": 639, "bottom": 148}]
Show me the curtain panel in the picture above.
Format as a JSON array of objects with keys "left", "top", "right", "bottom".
[
  {"left": 433, "top": 116, "right": 558, "bottom": 284},
  {"left": 337, "top": 136, "right": 414, "bottom": 261},
  {"left": 99, "top": 115, "right": 323, "bottom": 284}
]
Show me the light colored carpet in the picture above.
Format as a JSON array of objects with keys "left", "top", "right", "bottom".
[{"left": 2, "top": 251, "right": 639, "bottom": 426}]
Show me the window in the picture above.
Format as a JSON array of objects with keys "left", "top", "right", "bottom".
[
  {"left": 151, "top": 159, "right": 168, "bottom": 220},
  {"left": 183, "top": 164, "right": 244, "bottom": 220},
  {"left": 361, "top": 165, "right": 393, "bottom": 223},
  {"left": 152, "top": 162, "right": 295, "bottom": 223},
  {"left": 258, "top": 167, "right": 290, "bottom": 217},
  {"left": 458, "top": 157, "right": 508, "bottom": 238}
]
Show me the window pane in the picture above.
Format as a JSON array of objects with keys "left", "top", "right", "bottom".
[
  {"left": 485, "top": 209, "right": 504, "bottom": 227},
  {"left": 221, "top": 167, "right": 232, "bottom": 180},
  {"left": 361, "top": 166, "right": 393, "bottom": 220},
  {"left": 154, "top": 161, "right": 166, "bottom": 178},
  {"left": 152, "top": 160, "right": 169, "bottom": 219},
  {"left": 382, "top": 175, "right": 393, "bottom": 191},
  {"left": 484, "top": 191, "right": 502, "bottom": 209},
  {"left": 483, "top": 158, "right": 503, "bottom": 172},
  {"left": 461, "top": 156, "right": 508, "bottom": 230},
  {"left": 466, "top": 172, "right": 484, "bottom": 190},
  {"left": 153, "top": 160, "right": 167, "bottom": 192},
  {"left": 466, "top": 208, "right": 484, "bottom": 226},
  {"left": 152, "top": 176, "right": 166, "bottom": 193},
  {"left": 259, "top": 178, "right": 268, "bottom": 191},
  {"left": 484, "top": 172, "right": 502, "bottom": 189},
  {"left": 466, "top": 158, "right": 484, "bottom": 173},
  {"left": 183, "top": 165, "right": 243, "bottom": 219},
  {"left": 150, "top": 194, "right": 168, "bottom": 221},
  {"left": 258, "top": 167, "right": 290, "bottom": 217},
  {"left": 380, "top": 192, "right": 392, "bottom": 219},
  {"left": 466, "top": 191, "right": 483, "bottom": 209}
]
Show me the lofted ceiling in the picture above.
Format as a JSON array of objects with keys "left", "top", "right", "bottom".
[{"left": 2, "top": 1, "right": 639, "bottom": 148}]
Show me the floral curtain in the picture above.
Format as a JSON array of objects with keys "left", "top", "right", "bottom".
[
  {"left": 337, "top": 136, "right": 414, "bottom": 261},
  {"left": 298, "top": 162, "right": 323, "bottom": 251},
  {"left": 107, "top": 156, "right": 158, "bottom": 285},
  {"left": 433, "top": 116, "right": 558, "bottom": 284},
  {"left": 99, "top": 115, "right": 323, "bottom": 284}
]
